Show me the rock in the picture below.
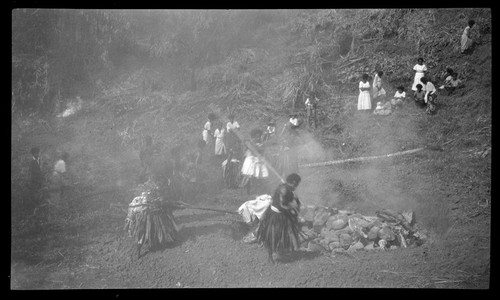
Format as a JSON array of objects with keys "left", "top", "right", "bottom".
[
  {"left": 307, "top": 241, "right": 326, "bottom": 253},
  {"left": 303, "top": 207, "right": 316, "bottom": 222},
  {"left": 378, "top": 226, "right": 396, "bottom": 241},
  {"left": 364, "top": 242, "right": 375, "bottom": 251},
  {"left": 378, "top": 239, "right": 387, "bottom": 250},
  {"left": 401, "top": 210, "right": 416, "bottom": 225},
  {"left": 347, "top": 241, "right": 364, "bottom": 251},
  {"left": 368, "top": 226, "right": 380, "bottom": 240},
  {"left": 339, "top": 233, "right": 353, "bottom": 248},
  {"left": 390, "top": 245, "right": 399, "bottom": 250},
  {"left": 320, "top": 227, "right": 330, "bottom": 238},
  {"left": 324, "top": 230, "right": 340, "bottom": 243},
  {"left": 319, "top": 239, "right": 330, "bottom": 250},
  {"left": 331, "top": 248, "right": 346, "bottom": 256},
  {"left": 313, "top": 211, "right": 331, "bottom": 228},
  {"left": 329, "top": 241, "right": 342, "bottom": 251},
  {"left": 326, "top": 214, "right": 348, "bottom": 230}
]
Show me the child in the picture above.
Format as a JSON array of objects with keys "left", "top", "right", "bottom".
[
  {"left": 412, "top": 58, "right": 428, "bottom": 91},
  {"left": 444, "top": 73, "right": 463, "bottom": 95},
  {"left": 420, "top": 77, "right": 438, "bottom": 114},
  {"left": 213, "top": 121, "right": 227, "bottom": 160},
  {"left": 262, "top": 121, "right": 276, "bottom": 143},
  {"left": 357, "top": 74, "right": 372, "bottom": 111},
  {"left": 390, "top": 86, "right": 406, "bottom": 109},
  {"left": 413, "top": 84, "right": 426, "bottom": 108},
  {"left": 202, "top": 113, "right": 216, "bottom": 145}
]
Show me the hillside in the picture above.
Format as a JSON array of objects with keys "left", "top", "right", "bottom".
[{"left": 11, "top": 9, "right": 491, "bottom": 289}]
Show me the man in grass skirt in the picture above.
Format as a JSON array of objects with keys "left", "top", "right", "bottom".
[
  {"left": 124, "top": 176, "right": 183, "bottom": 258},
  {"left": 256, "top": 173, "right": 303, "bottom": 264}
]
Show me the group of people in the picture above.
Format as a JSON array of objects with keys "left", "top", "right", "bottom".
[{"left": 357, "top": 19, "right": 474, "bottom": 116}]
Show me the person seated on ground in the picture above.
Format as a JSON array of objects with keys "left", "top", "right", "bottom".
[
  {"left": 373, "top": 101, "right": 392, "bottom": 116},
  {"left": 413, "top": 84, "right": 426, "bottom": 108},
  {"left": 443, "top": 73, "right": 464, "bottom": 95},
  {"left": 256, "top": 173, "right": 303, "bottom": 264},
  {"left": 390, "top": 86, "right": 406, "bottom": 109},
  {"left": 420, "top": 77, "right": 438, "bottom": 115}
]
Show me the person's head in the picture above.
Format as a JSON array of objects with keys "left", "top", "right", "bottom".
[
  {"left": 397, "top": 86, "right": 404, "bottom": 93},
  {"left": 468, "top": 20, "right": 475, "bottom": 28},
  {"left": 377, "top": 71, "right": 384, "bottom": 78},
  {"left": 268, "top": 121, "right": 275, "bottom": 127},
  {"left": 420, "top": 77, "right": 428, "bottom": 84},
  {"left": 417, "top": 57, "right": 424, "bottom": 65},
  {"left": 416, "top": 83, "right": 423, "bottom": 91},
  {"left": 30, "top": 147, "right": 40, "bottom": 158},
  {"left": 452, "top": 72, "right": 459, "bottom": 80},
  {"left": 250, "top": 128, "right": 263, "bottom": 141},
  {"left": 228, "top": 114, "right": 235, "bottom": 122},
  {"left": 362, "top": 73, "right": 369, "bottom": 82},
  {"left": 208, "top": 113, "right": 216, "bottom": 122},
  {"left": 446, "top": 68, "right": 454, "bottom": 76},
  {"left": 286, "top": 173, "right": 301, "bottom": 189}
]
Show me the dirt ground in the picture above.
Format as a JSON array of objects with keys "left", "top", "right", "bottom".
[{"left": 10, "top": 95, "right": 490, "bottom": 289}]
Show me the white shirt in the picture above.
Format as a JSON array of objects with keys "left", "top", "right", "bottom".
[
  {"left": 394, "top": 91, "right": 406, "bottom": 98},
  {"left": 289, "top": 118, "right": 298, "bottom": 126},
  {"left": 54, "top": 159, "right": 66, "bottom": 174},
  {"left": 226, "top": 121, "right": 240, "bottom": 132}
]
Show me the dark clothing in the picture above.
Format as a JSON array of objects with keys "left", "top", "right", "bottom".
[
  {"left": 256, "top": 183, "right": 303, "bottom": 260},
  {"left": 29, "top": 157, "right": 43, "bottom": 190}
]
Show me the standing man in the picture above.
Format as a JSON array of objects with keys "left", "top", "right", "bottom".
[{"left": 305, "top": 93, "right": 319, "bottom": 129}]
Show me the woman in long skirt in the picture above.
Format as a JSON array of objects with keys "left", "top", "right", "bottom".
[
  {"left": 124, "top": 177, "right": 181, "bottom": 258},
  {"left": 256, "top": 173, "right": 303, "bottom": 264},
  {"left": 461, "top": 20, "right": 476, "bottom": 54},
  {"left": 357, "top": 74, "right": 372, "bottom": 111},
  {"left": 411, "top": 58, "right": 427, "bottom": 91}
]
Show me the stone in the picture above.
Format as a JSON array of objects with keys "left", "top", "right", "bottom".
[
  {"left": 320, "top": 227, "right": 330, "bottom": 238},
  {"left": 390, "top": 245, "right": 399, "bottom": 250},
  {"left": 367, "top": 226, "right": 380, "bottom": 240},
  {"left": 364, "top": 242, "right": 375, "bottom": 251},
  {"left": 326, "top": 214, "right": 348, "bottom": 230},
  {"left": 347, "top": 241, "right": 364, "bottom": 251},
  {"left": 324, "top": 230, "right": 340, "bottom": 243},
  {"left": 313, "top": 211, "right": 331, "bottom": 228},
  {"left": 378, "top": 226, "right": 396, "bottom": 241},
  {"left": 401, "top": 210, "right": 416, "bottom": 225},
  {"left": 319, "top": 239, "right": 330, "bottom": 250},
  {"left": 307, "top": 241, "right": 326, "bottom": 253},
  {"left": 329, "top": 241, "right": 342, "bottom": 251},
  {"left": 339, "top": 233, "right": 353, "bottom": 248},
  {"left": 303, "top": 207, "right": 316, "bottom": 223},
  {"left": 331, "top": 248, "right": 346, "bottom": 256}
]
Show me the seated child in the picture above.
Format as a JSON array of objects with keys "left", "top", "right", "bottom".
[
  {"left": 444, "top": 73, "right": 463, "bottom": 95},
  {"left": 373, "top": 101, "right": 392, "bottom": 116},
  {"left": 390, "top": 86, "right": 406, "bottom": 109},
  {"left": 413, "top": 84, "right": 426, "bottom": 108}
]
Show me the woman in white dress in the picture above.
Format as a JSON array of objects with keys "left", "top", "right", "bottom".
[
  {"left": 214, "top": 121, "right": 226, "bottom": 158},
  {"left": 357, "top": 74, "right": 372, "bottom": 111},
  {"left": 411, "top": 58, "right": 427, "bottom": 91},
  {"left": 461, "top": 20, "right": 476, "bottom": 54}
]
